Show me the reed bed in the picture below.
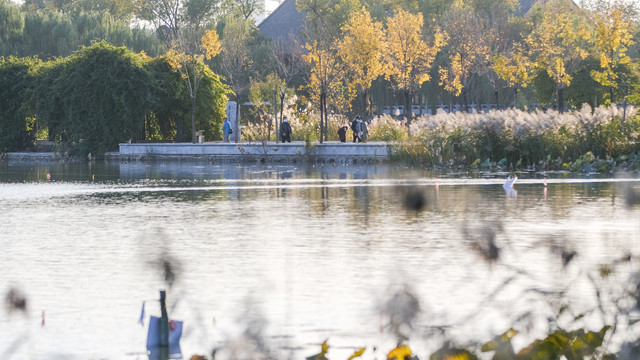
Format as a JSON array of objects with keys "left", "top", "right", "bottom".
[{"left": 386, "top": 105, "right": 640, "bottom": 172}]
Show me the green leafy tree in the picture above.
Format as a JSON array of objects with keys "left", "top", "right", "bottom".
[
  {"left": 166, "top": 28, "right": 222, "bottom": 142},
  {"left": 0, "top": 1, "right": 25, "bottom": 56},
  {"left": 418, "top": 0, "right": 455, "bottom": 26},
  {"left": 184, "top": 0, "right": 220, "bottom": 31},
  {"left": 220, "top": 0, "right": 263, "bottom": 20},
  {"left": 566, "top": 57, "right": 606, "bottom": 109},
  {"left": 144, "top": 56, "right": 186, "bottom": 140},
  {"left": 2, "top": 2, "right": 165, "bottom": 58},
  {"left": 21, "top": 10, "right": 76, "bottom": 57},
  {"left": 22, "top": 0, "right": 72, "bottom": 13},
  {"left": 189, "top": 61, "right": 228, "bottom": 141},
  {"left": 0, "top": 56, "right": 40, "bottom": 152},
  {"left": 362, "top": 0, "right": 418, "bottom": 15},
  {"left": 75, "top": 0, "right": 138, "bottom": 21},
  {"left": 143, "top": 54, "right": 228, "bottom": 143},
  {"left": 137, "top": 0, "right": 181, "bottom": 39},
  {"left": 35, "top": 41, "right": 155, "bottom": 157},
  {"left": 298, "top": 0, "right": 360, "bottom": 35}
]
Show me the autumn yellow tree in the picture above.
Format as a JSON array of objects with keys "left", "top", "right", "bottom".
[
  {"left": 493, "top": 43, "right": 533, "bottom": 108},
  {"left": 590, "top": 4, "right": 635, "bottom": 104},
  {"left": 303, "top": 16, "right": 346, "bottom": 143},
  {"left": 166, "top": 28, "right": 221, "bottom": 142},
  {"left": 384, "top": 9, "right": 446, "bottom": 124},
  {"left": 438, "top": 0, "right": 490, "bottom": 111},
  {"left": 439, "top": 53, "right": 463, "bottom": 102},
  {"left": 338, "top": 7, "right": 385, "bottom": 116},
  {"left": 471, "top": 0, "right": 521, "bottom": 109},
  {"left": 526, "top": 0, "right": 592, "bottom": 113}
]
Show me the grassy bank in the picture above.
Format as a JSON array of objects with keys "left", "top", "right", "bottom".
[{"left": 374, "top": 105, "right": 640, "bottom": 173}]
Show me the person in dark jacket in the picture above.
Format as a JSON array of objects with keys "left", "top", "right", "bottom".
[
  {"left": 360, "top": 119, "right": 369, "bottom": 143},
  {"left": 337, "top": 125, "right": 348, "bottom": 142},
  {"left": 350, "top": 116, "right": 361, "bottom": 142},
  {"left": 280, "top": 117, "right": 292, "bottom": 142}
]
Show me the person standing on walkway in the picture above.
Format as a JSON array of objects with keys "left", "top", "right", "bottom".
[
  {"left": 360, "top": 119, "right": 369, "bottom": 143},
  {"left": 280, "top": 117, "right": 292, "bottom": 143},
  {"left": 337, "top": 125, "right": 348, "bottom": 142},
  {"left": 354, "top": 116, "right": 367, "bottom": 143},
  {"left": 222, "top": 117, "right": 232, "bottom": 143},
  {"left": 351, "top": 116, "right": 361, "bottom": 142}
]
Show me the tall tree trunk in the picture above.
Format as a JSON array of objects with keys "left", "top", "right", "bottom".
[
  {"left": 558, "top": 87, "right": 564, "bottom": 114},
  {"left": 279, "top": 92, "right": 286, "bottom": 143},
  {"left": 449, "top": 93, "right": 453, "bottom": 114},
  {"left": 323, "top": 93, "right": 328, "bottom": 142},
  {"left": 623, "top": 86, "right": 628, "bottom": 124},
  {"left": 462, "top": 87, "right": 468, "bottom": 113},
  {"left": 404, "top": 90, "right": 412, "bottom": 125},
  {"left": 493, "top": 90, "right": 499, "bottom": 111},
  {"left": 319, "top": 92, "right": 324, "bottom": 144},
  {"left": 514, "top": 88, "right": 518, "bottom": 109},
  {"left": 609, "top": 86, "right": 614, "bottom": 105},
  {"left": 269, "top": 91, "right": 275, "bottom": 142},
  {"left": 362, "top": 88, "right": 367, "bottom": 117},
  {"left": 191, "top": 96, "right": 196, "bottom": 143}
]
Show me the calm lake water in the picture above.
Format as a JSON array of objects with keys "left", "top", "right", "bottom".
[{"left": 1, "top": 161, "right": 639, "bottom": 360}]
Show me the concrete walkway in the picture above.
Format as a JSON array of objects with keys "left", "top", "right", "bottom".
[{"left": 111, "top": 141, "right": 393, "bottom": 163}]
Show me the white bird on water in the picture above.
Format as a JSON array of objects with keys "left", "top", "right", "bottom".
[{"left": 503, "top": 174, "right": 517, "bottom": 189}]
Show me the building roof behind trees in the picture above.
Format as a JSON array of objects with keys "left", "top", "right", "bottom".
[
  {"left": 257, "top": 0, "right": 576, "bottom": 44},
  {"left": 257, "top": 0, "right": 304, "bottom": 44}
]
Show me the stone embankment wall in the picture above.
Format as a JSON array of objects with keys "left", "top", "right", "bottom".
[
  {"left": 107, "top": 142, "right": 393, "bottom": 164},
  {"left": 1, "top": 142, "right": 393, "bottom": 164},
  {"left": 1, "top": 152, "right": 64, "bottom": 161}
]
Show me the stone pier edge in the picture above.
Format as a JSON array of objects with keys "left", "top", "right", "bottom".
[{"left": 107, "top": 141, "right": 396, "bottom": 163}]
